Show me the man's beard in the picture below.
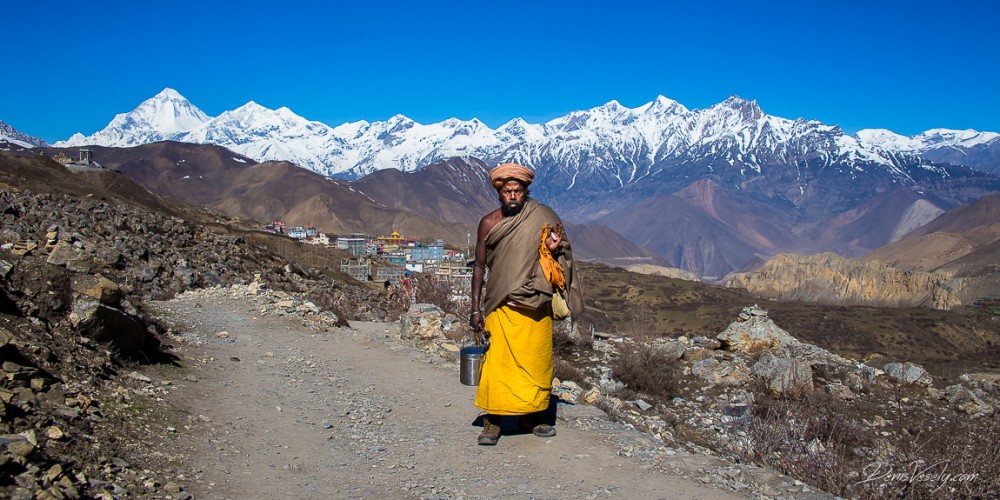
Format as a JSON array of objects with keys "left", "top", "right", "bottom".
[{"left": 500, "top": 199, "right": 524, "bottom": 216}]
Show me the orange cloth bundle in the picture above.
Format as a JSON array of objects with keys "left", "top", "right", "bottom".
[{"left": 538, "top": 225, "right": 566, "bottom": 291}]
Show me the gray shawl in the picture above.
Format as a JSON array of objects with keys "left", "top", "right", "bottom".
[{"left": 482, "top": 198, "right": 583, "bottom": 318}]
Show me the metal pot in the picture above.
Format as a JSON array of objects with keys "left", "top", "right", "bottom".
[{"left": 460, "top": 345, "right": 486, "bottom": 386}]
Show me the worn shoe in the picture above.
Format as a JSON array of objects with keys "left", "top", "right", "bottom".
[
  {"left": 530, "top": 423, "right": 557, "bottom": 437},
  {"left": 520, "top": 414, "right": 557, "bottom": 437},
  {"left": 478, "top": 415, "right": 501, "bottom": 446}
]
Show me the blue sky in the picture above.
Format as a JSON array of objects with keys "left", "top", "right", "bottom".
[{"left": 2, "top": 0, "right": 998, "bottom": 143}]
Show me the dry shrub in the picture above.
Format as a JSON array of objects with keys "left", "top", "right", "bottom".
[
  {"left": 554, "top": 358, "right": 584, "bottom": 384},
  {"left": 623, "top": 300, "right": 658, "bottom": 342},
  {"left": 409, "top": 273, "right": 456, "bottom": 312},
  {"left": 610, "top": 343, "right": 681, "bottom": 400},
  {"left": 742, "top": 390, "right": 1000, "bottom": 498},
  {"left": 742, "top": 392, "right": 869, "bottom": 495}
]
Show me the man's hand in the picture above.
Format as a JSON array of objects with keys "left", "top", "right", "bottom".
[
  {"left": 546, "top": 222, "right": 565, "bottom": 252},
  {"left": 469, "top": 310, "right": 485, "bottom": 334}
]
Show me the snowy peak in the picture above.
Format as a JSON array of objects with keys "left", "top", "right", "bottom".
[
  {"left": 857, "top": 127, "right": 1000, "bottom": 153},
  {"left": 48, "top": 88, "right": 1000, "bottom": 184},
  {"left": 639, "top": 95, "right": 688, "bottom": 116},
  {"left": 181, "top": 101, "right": 338, "bottom": 172},
  {"left": 714, "top": 96, "right": 764, "bottom": 122},
  {"left": 154, "top": 88, "right": 185, "bottom": 100},
  {"left": 856, "top": 129, "right": 917, "bottom": 151},
  {"left": 915, "top": 128, "right": 1000, "bottom": 148},
  {"left": 0, "top": 120, "right": 48, "bottom": 148},
  {"left": 55, "top": 87, "right": 210, "bottom": 147}
]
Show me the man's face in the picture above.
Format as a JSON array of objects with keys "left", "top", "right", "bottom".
[{"left": 499, "top": 180, "right": 527, "bottom": 216}]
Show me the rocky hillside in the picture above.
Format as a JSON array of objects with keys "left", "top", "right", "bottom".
[
  {"left": 724, "top": 194, "right": 1000, "bottom": 310},
  {"left": 723, "top": 253, "right": 964, "bottom": 310},
  {"left": 0, "top": 151, "right": 393, "bottom": 497}
]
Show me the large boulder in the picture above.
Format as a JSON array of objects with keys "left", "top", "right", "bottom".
[
  {"left": 717, "top": 316, "right": 801, "bottom": 353},
  {"left": 944, "top": 385, "right": 994, "bottom": 416},
  {"left": 71, "top": 274, "right": 122, "bottom": 306},
  {"left": 400, "top": 303, "right": 449, "bottom": 340},
  {"left": 46, "top": 241, "right": 99, "bottom": 273},
  {"left": 649, "top": 340, "right": 686, "bottom": 362},
  {"left": 751, "top": 352, "right": 814, "bottom": 396},
  {"left": 691, "top": 358, "right": 751, "bottom": 386},
  {"left": 70, "top": 299, "right": 152, "bottom": 358},
  {"left": 883, "top": 362, "right": 933, "bottom": 386}
]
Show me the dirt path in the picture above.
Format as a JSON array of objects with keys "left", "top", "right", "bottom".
[{"left": 148, "top": 289, "right": 750, "bottom": 499}]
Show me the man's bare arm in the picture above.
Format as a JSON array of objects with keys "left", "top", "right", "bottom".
[{"left": 469, "top": 210, "right": 500, "bottom": 332}]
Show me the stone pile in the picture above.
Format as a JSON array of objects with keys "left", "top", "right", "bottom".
[{"left": 399, "top": 303, "right": 462, "bottom": 341}]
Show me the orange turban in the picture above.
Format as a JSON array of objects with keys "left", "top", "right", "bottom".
[{"left": 489, "top": 163, "right": 534, "bottom": 191}]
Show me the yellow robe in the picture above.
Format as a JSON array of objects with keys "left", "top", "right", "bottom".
[{"left": 474, "top": 305, "right": 553, "bottom": 415}]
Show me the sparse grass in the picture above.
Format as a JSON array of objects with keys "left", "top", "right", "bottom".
[
  {"left": 737, "top": 385, "right": 1000, "bottom": 498},
  {"left": 609, "top": 343, "right": 682, "bottom": 401}
]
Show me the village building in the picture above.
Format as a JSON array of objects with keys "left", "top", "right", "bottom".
[
  {"left": 336, "top": 236, "right": 367, "bottom": 256},
  {"left": 263, "top": 221, "right": 285, "bottom": 234},
  {"left": 377, "top": 231, "right": 407, "bottom": 247},
  {"left": 339, "top": 257, "right": 370, "bottom": 281},
  {"left": 384, "top": 251, "right": 406, "bottom": 266},
  {"left": 410, "top": 240, "right": 445, "bottom": 263},
  {"left": 303, "top": 232, "right": 330, "bottom": 245}
]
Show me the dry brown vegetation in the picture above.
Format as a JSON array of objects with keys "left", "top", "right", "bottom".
[
  {"left": 741, "top": 387, "right": 1000, "bottom": 498},
  {"left": 577, "top": 261, "right": 1000, "bottom": 380},
  {"left": 609, "top": 344, "right": 683, "bottom": 401}
]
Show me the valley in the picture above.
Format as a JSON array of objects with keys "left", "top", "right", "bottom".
[{"left": 1, "top": 151, "right": 998, "bottom": 498}]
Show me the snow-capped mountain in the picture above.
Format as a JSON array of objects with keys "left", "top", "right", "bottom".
[
  {"left": 180, "top": 101, "right": 347, "bottom": 174},
  {"left": 58, "top": 88, "right": 956, "bottom": 186},
  {"left": 56, "top": 88, "right": 209, "bottom": 147},
  {"left": 857, "top": 128, "right": 1000, "bottom": 152},
  {"left": 857, "top": 128, "right": 1000, "bottom": 175},
  {"left": 0, "top": 120, "right": 48, "bottom": 148}
]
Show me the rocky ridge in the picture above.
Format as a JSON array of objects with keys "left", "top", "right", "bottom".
[{"left": 723, "top": 252, "right": 965, "bottom": 310}]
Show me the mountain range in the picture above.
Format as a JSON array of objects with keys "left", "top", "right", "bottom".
[
  {"left": 24, "top": 142, "right": 659, "bottom": 268},
  {"left": 10, "top": 89, "right": 1000, "bottom": 278},
  {"left": 1, "top": 119, "right": 49, "bottom": 148},
  {"left": 53, "top": 89, "right": 1000, "bottom": 179}
]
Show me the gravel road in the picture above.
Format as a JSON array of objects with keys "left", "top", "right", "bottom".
[{"left": 149, "top": 288, "right": 748, "bottom": 499}]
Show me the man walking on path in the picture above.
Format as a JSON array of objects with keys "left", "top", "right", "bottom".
[{"left": 469, "top": 163, "right": 582, "bottom": 446}]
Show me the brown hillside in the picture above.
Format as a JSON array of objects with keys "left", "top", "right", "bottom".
[
  {"left": 906, "top": 192, "right": 1000, "bottom": 237},
  {"left": 580, "top": 261, "right": 1000, "bottom": 377},
  {"left": 811, "top": 187, "right": 942, "bottom": 253},
  {"left": 1, "top": 150, "right": 210, "bottom": 224},
  {"left": 724, "top": 192, "right": 1000, "bottom": 311},
  {"left": 597, "top": 179, "right": 804, "bottom": 279},
  {"left": 41, "top": 145, "right": 659, "bottom": 263},
  {"left": 865, "top": 193, "right": 1000, "bottom": 273},
  {"left": 352, "top": 156, "right": 497, "bottom": 226},
  {"left": 41, "top": 143, "right": 477, "bottom": 245}
]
